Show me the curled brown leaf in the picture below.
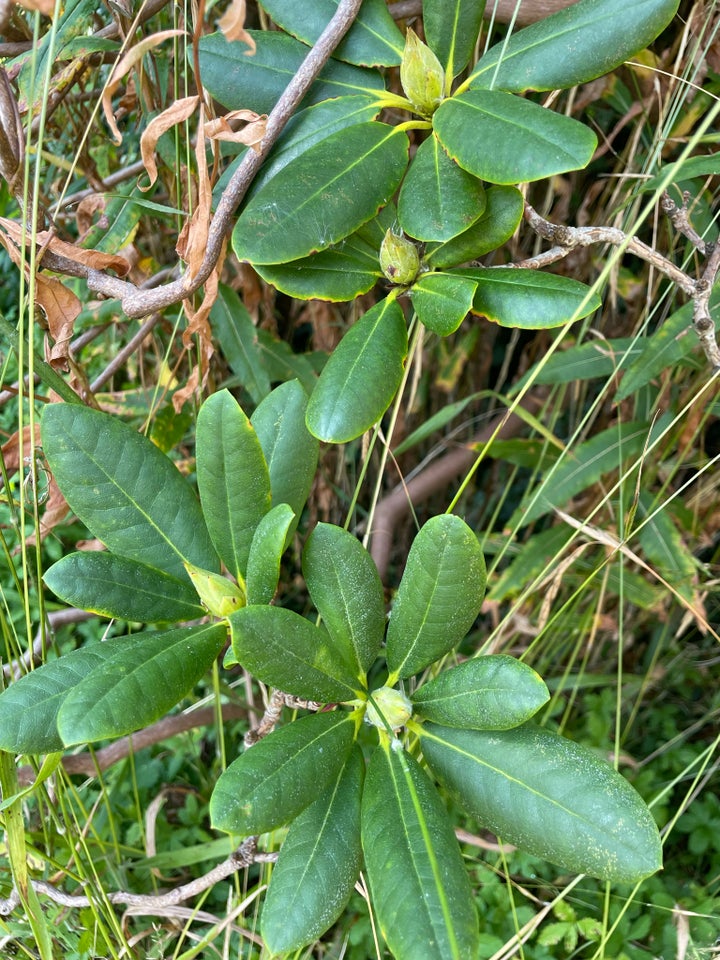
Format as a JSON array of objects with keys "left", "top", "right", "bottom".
[
  {"left": 217, "top": 0, "right": 255, "bottom": 53},
  {"left": 140, "top": 95, "right": 200, "bottom": 190}
]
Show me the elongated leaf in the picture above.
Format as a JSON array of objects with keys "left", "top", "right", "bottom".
[
  {"left": 425, "top": 184, "right": 524, "bottom": 269},
  {"left": 211, "top": 286, "right": 271, "bottom": 405},
  {"left": 410, "top": 272, "right": 477, "bottom": 336},
  {"left": 256, "top": 239, "right": 382, "bottom": 302},
  {"left": 259, "top": 0, "right": 403, "bottom": 67},
  {"left": 303, "top": 522, "right": 385, "bottom": 676},
  {"left": 57, "top": 624, "right": 227, "bottom": 746},
  {"left": 306, "top": 296, "right": 408, "bottom": 443},
  {"left": 361, "top": 738, "right": 480, "bottom": 960},
  {"left": 509, "top": 337, "right": 642, "bottom": 397},
  {"left": 419, "top": 722, "right": 663, "bottom": 883},
  {"left": 0, "top": 641, "right": 137, "bottom": 754},
  {"left": 262, "top": 746, "right": 364, "bottom": 953},
  {"left": 246, "top": 503, "right": 295, "bottom": 605},
  {"left": 434, "top": 89, "right": 596, "bottom": 184},
  {"left": 411, "top": 655, "right": 549, "bottom": 729},
  {"left": 636, "top": 491, "right": 698, "bottom": 605},
  {"left": 393, "top": 391, "right": 486, "bottom": 456},
  {"left": 467, "top": 0, "right": 680, "bottom": 93},
  {"left": 210, "top": 711, "right": 356, "bottom": 835},
  {"left": 424, "top": 0, "right": 486, "bottom": 80},
  {"left": 233, "top": 123, "right": 408, "bottom": 264},
  {"left": 41, "top": 404, "right": 218, "bottom": 581},
  {"left": 452, "top": 267, "right": 601, "bottom": 329},
  {"left": 386, "top": 515, "right": 486, "bottom": 681},
  {"left": 198, "top": 31, "right": 385, "bottom": 115},
  {"left": 488, "top": 526, "right": 575, "bottom": 603},
  {"left": 196, "top": 390, "right": 271, "bottom": 580},
  {"left": 397, "top": 134, "right": 485, "bottom": 242},
  {"left": 228, "top": 605, "right": 363, "bottom": 701},
  {"left": 511, "top": 416, "right": 670, "bottom": 527},
  {"left": 251, "top": 380, "right": 319, "bottom": 528},
  {"left": 43, "top": 552, "right": 204, "bottom": 623}
]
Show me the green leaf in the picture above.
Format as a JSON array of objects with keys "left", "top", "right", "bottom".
[
  {"left": 262, "top": 746, "right": 364, "bottom": 953},
  {"left": 210, "top": 711, "right": 356, "bottom": 835},
  {"left": 303, "top": 523, "right": 385, "bottom": 676},
  {"left": 361, "top": 738, "right": 480, "bottom": 960},
  {"left": 43, "top": 553, "right": 204, "bottom": 623},
  {"left": 259, "top": 0, "right": 403, "bottom": 67},
  {"left": 386, "top": 515, "right": 486, "bottom": 681},
  {"left": 397, "top": 134, "right": 486, "bottom": 242},
  {"left": 41, "top": 404, "right": 218, "bottom": 581},
  {"left": 411, "top": 655, "right": 549, "bottom": 729},
  {"left": 510, "top": 417, "right": 669, "bottom": 527},
  {"left": 57, "top": 624, "right": 227, "bottom": 746},
  {"left": 509, "top": 337, "right": 642, "bottom": 397},
  {"left": 642, "top": 151, "right": 720, "bottom": 196},
  {"left": 246, "top": 503, "right": 295, "bottom": 605},
  {"left": 79, "top": 186, "right": 147, "bottom": 254},
  {"left": 211, "top": 286, "right": 271, "bottom": 405},
  {"left": 0, "top": 642, "right": 131, "bottom": 754},
  {"left": 424, "top": 0, "right": 486, "bottom": 81},
  {"left": 467, "top": 0, "right": 680, "bottom": 93},
  {"left": 198, "top": 31, "right": 385, "bottom": 115},
  {"left": 232, "top": 123, "right": 409, "bottom": 264},
  {"left": 434, "top": 89, "right": 596, "bottom": 184},
  {"left": 424, "top": 184, "right": 524, "bottom": 269},
  {"left": 196, "top": 390, "right": 271, "bottom": 580},
  {"left": 419, "top": 722, "right": 663, "bottom": 883},
  {"left": 228, "top": 605, "right": 364, "bottom": 701},
  {"left": 487, "top": 526, "right": 573, "bottom": 603},
  {"left": 392, "top": 391, "right": 486, "bottom": 455},
  {"left": 306, "top": 296, "right": 408, "bottom": 443},
  {"left": 410, "top": 272, "right": 477, "bottom": 336},
  {"left": 451, "top": 267, "right": 601, "bottom": 329},
  {"left": 251, "top": 380, "right": 319, "bottom": 530},
  {"left": 636, "top": 491, "right": 698, "bottom": 605}
]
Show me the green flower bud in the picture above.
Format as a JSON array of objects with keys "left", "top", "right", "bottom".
[
  {"left": 380, "top": 228, "right": 420, "bottom": 285},
  {"left": 184, "top": 561, "right": 246, "bottom": 618},
  {"left": 400, "top": 28, "right": 445, "bottom": 117},
  {"left": 365, "top": 686, "right": 413, "bottom": 731}
]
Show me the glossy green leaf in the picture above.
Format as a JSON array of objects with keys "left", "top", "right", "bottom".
[
  {"left": 303, "top": 522, "right": 385, "bottom": 676},
  {"left": 410, "top": 272, "right": 477, "bottom": 336},
  {"left": 43, "top": 553, "right": 203, "bottom": 623},
  {"left": 424, "top": 0, "right": 486, "bottom": 80},
  {"left": 210, "top": 711, "right": 356, "bottom": 835},
  {"left": 434, "top": 89, "right": 596, "bottom": 184},
  {"left": 642, "top": 151, "right": 720, "bottom": 196},
  {"left": 398, "top": 134, "right": 486, "bottom": 242},
  {"left": 198, "top": 31, "right": 385, "bottom": 115},
  {"left": 262, "top": 746, "right": 364, "bottom": 953},
  {"left": 392, "top": 391, "right": 485, "bottom": 455},
  {"left": 17, "top": 0, "right": 95, "bottom": 107},
  {"left": 467, "top": 0, "right": 680, "bottom": 93},
  {"left": 509, "top": 337, "right": 642, "bottom": 397},
  {"left": 511, "top": 416, "right": 670, "bottom": 527},
  {"left": 41, "top": 404, "right": 218, "bottom": 581},
  {"left": 211, "top": 286, "right": 271, "bottom": 405},
  {"left": 57, "top": 624, "right": 227, "bottom": 746},
  {"left": 246, "top": 503, "right": 295, "bottom": 605},
  {"left": 259, "top": 0, "right": 403, "bottom": 67},
  {"left": 419, "top": 722, "right": 663, "bottom": 883},
  {"left": 0, "top": 641, "right": 134, "bottom": 754},
  {"left": 452, "top": 267, "right": 601, "bottom": 329},
  {"left": 251, "top": 380, "right": 319, "bottom": 529},
  {"left": 306, "top": 296, "right": 408, "bottom": 443},
  {"left": 424, "top": 184, "right": 524, "bottom": 269},
  {"left": 636, "top": 491, "right": 698, "bottom": 605},
  {"left": 256, "top": 238, "right": 382, "bottom": 302},
  {"left": 386, "top": 515, "right": 486, "bottom": 681},
  {"left": 233, "top": 123, "right": 409, "bottom": 264},
  {"left": 196, "top": 390, "right": 271, "bottom": 580},
  {"left": 361, "top": 738, "right": 480, "bottom": 960},
  {"left": 411, "top": 655, "right": 549, "bottom": 729},
  {"left": 228, "top": 605, "right": 363, "bottom": 701}
]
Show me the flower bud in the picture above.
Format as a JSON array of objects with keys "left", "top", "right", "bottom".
[
  {"left": 184, "top": 561, "right": 246, "bottom": 618},
  {"left": 400, "top": 28, "right": 445, "bottom": 118},
  {"left": 379, "top": 228, "right": 420, "bottom": 285},
  {"left": 365, "top": 686, "right": 412, "bottom": 731}
]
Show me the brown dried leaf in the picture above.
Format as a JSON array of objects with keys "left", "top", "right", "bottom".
[
  {"left": 0, "top": 217, "right": 131, "bottom": 275},
  {"left": 1, "top": 424, "right": 41, "bottom": 475},
  {"left": 75, "top": 194, "right": 108, "bottom": 238},
  {"left": 102, "top": 30, "right": 185, "bottom": 144},
  {"left": 175, "top": 107, "right": 211, "bottom": 278},
  {"left": 218, "top": 0, "right": 256, "bottom": 52},
  {"left": 14, "top": 0, "right": 54, "bottom": 16},
  {"left": 140, "top": 95, "right": 199, "bottom": 190},
  {"left": 204, "top": 110, "right": 266, "bottom": 150},
  {"left": 35, "top": 275, "right": 81, "bottom": 369}
]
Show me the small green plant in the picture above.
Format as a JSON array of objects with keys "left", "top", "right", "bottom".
[{"left": 0, "top": 389, "right": 662, "bottom": 958}]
